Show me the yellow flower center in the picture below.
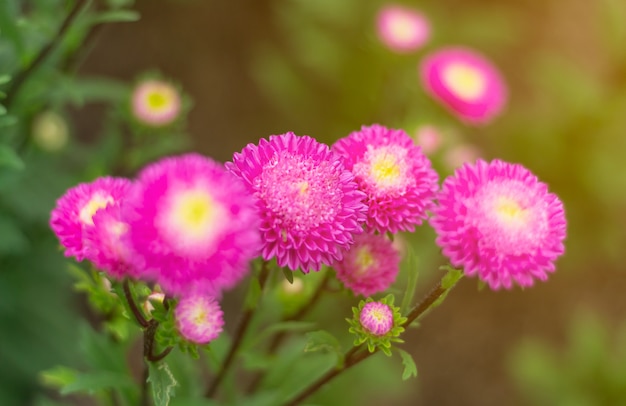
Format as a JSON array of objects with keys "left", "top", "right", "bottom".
[
  {"left": 495, "top": 197, "right": 528, "bottom": 226},
  {"left": 442, "top": 63, "right": 486, "bottom": 101},
  {"left": 79, "top": 194, "right": 113, "bottom": 226},
  {"left": 355, "top": 247, "right": 375, "bottom": 276},
  {"left": 147, "top": 90, "right": 170, "bottom": 110},
  {"left": 389, "top": 17, "right": 417, "bottom": 42},
  {"left": 170, "top": 189, "right": 217, "bottom": 238},
  {"left": 371, "top": 154, "right": 401, "bottom": 185}
]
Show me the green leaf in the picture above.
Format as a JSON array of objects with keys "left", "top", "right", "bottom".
[
  {"left": 395, "top": 348, "right": 418, "bottom": 380},
  {"left": 39, "top": 366, "right": 78, "bottom": 390},
  {"left": 89, "top": 9, "right": 141, "bottom": 24},
  {"left": 148, "top": 362, "right": 178, "bottom": 406},
  {"left": 247, "top": 321, "right": 316, "bottom": 350},
  {"left": 281, "top": 266, "right": 294, "bottom": 284},
  {"left": 400, "top": 245, "right": 419, "bottom": 314},
  {"left": 0, "top": 75, "right": 11, "bottom": 85},
  {"left": 304, "top": 330, "right": 342, "bottom": 364},
  {"left": 431, "top": 266, "right": 463, "bottom": 309},
  {"left": 0, "top": 144, "right": 24, "bottom": 170},
  {"left": 61, "top": 371, "right": 135, "bottom": 395}
]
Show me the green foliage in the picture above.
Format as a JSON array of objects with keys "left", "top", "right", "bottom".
[
  {"left": 395, "top": 348, "right": 418, "bottom": 381},
  {"left": 148, "top": 362, "right": 179, "bottom": 406},
  {"left": 509, "top": 311, "right": 626, "bottom": 405}
]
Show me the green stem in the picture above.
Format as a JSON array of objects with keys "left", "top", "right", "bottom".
[
  {"left": 122, "top": 279, "right": 149, "bottom": 328},
  {"left": 205, "top": 261, "right": 271, "bottom": 398},
  {"left": 282, "top": 272, "right": 461, "bottom": 406},
  {"left": 246, "top": 273, "right": 329, "bottom": 394},
  {"left": 6, "top": 0, "right": 88, "bottom": 110}
]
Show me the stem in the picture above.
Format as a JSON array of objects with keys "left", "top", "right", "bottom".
[
  {"left": 123, "top": 279, "right": 149, "bottom": 328},
  {"left": 283, "top": 346, "right": 373, "bottom": 406},
  {"left": 282, "top": 272, "right": 461, "bottom": 406},
  {"left": 401, "top": 278, "right": 450, "bottom": 328},
  {"left": 246, "top": 273, "right": 329, "bottom": 394},
  {"left": 5, "top": 0, "right": 88, "bottom": 111},
  {"left": 205, "top": 261, "right": 271, "bottom": 398}
]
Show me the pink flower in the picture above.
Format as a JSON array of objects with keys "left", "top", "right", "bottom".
[
  {"left": 360, "top": 301, "right": 394, "bottom": 336},
  {"left": 50, "top": 177, "right": 131, "bottom": 261},
  {"left": 83, "top": 205, "right": 135, "bottom": 280},
  {"left": 443, "top": 143, "right": 481, "bottom": 170},
  {"left": 430, "top": 159, "right": 566, "bottom": 289},
  {"left": 175, "top": 294, "right": 224, "bottom": 344},
  {"left": 335, "top": 233, "right": 400, "bottom": 297},
  {"left": 125, "top": 153, "right": 260, "bottom": 296},
  {"left": 131, "top": 79, "right": 182, "bottom": 127},
  {"left": 227, "top": 132, "right": 367, "bottom": 273},
  {"left": 376, "top": 5, "right": 430, "bottom": 53},
  {"left": 414, "top": 125, "right": 443, "bottom": 155},
  {"left": 420, "top": 47, "right": 507, "bottom": 125},
  {"left": 333, "top": 124, "right": 438, "bottom": 233}
]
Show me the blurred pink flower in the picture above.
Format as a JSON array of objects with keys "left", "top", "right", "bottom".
[
  {"left": 131, "top": 79, "right": 182, "bottom": 127},
  {"left": 333, "top": 124, "right": 438, "bottom": 233},
  {"left": 376, "top": 5, "right": 430, "bottom": 53},
  {"left": 414, "top": 125, "right": 443, "bottom": 155},
  {"left": 335, "top": 232, "right": 400, "bottom": 297},
  {"left": 50, "top": 177, "right": 131, "bottom": 262},
  {"left": 227, "top": 133, "right": 367, "bottom": 273},
  {"left": 420, "top": 47, "right": 507, "bottom": 125},
  {"left": 175, "top": 294, "right": 224, "bottom": 344},
  {"left": 125, "top": 153, "right": 260, "bottom": 296},
  {"left": 443, "top": 143, "right": 481, "bottom": 170},
  {"left": 431, "top": 159, "right": 567, "bottom": 290}
]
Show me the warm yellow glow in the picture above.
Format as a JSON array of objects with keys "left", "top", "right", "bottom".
[{"left": 442, "top": 63, "right": 486, "bottom": 101}]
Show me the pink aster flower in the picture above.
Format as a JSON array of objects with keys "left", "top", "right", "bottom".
[
  {"left": 333, "top": 124, "right": 439, "bottom": 234},
  {"left": 376, "top": 5, "right": 430, "bottom": 53},
  {"left": 420, "top": 47, "right": 507, "bottom": 125},
  {"left": 360, "top": 301, "right": 394, "bottom": 336},
  {"left": 443, "top": 143, "right": 481, "bottom": 170},
  {"left": 335, "top": 232, "right": 400, "bottom": 297},
  {"left": 175, "top": 294, "right": 224, "bottom": 344},
  {"left": 131, "top": 79, "right": 182, "bottom": 127},
  {"left": 83, "top": 204, "right": 135, "bottom": 280},
  {"left": 414, "top": 125, "right": 443, "bottom": 155},
  {"left": 431, "top": 159, "right": 566, "bottom": 290},
  {"left": 50, "top": 177, "right": 131, "bottom": 261},
  {"left": 125, "top": 153, "right": 260, "bottom": 296},
  {"left": 226, "top": 132, "right": 367, "bottom": 273}
]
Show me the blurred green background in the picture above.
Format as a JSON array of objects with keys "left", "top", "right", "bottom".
[{"left": 2, "top": 0, "right": 626, "bottom": 404}]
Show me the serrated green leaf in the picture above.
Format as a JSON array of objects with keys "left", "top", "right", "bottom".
[
  {"left": 396, "top": 348, "right": 418, "bottom": 380},
  {"left": 304, "top": 330, "right": 342, "bottom": 357},
  {"left": 148, "top": 362, "right": 178, "bottom": 406},
  {"left": 61, "top": 371, "right": 134, "bottom": 395},
  {"left": 89, "top": 9, "right": 140, "bottom": 24},
  {"left": 0, "top": 144, "right": 24, "bottom": 170}
]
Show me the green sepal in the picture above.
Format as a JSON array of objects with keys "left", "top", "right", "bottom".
[{"left": 347, "top": 295, "right": 406, "bottom": 357}]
